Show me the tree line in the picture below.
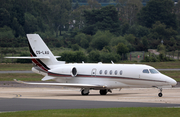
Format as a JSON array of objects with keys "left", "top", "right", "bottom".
[{"left": 1, "top": 0, "right": 180, "bottom": 63}]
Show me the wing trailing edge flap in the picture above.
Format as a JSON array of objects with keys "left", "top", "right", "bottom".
[{"left": 14, "top": 79, "right": 105, "bottom": 88}]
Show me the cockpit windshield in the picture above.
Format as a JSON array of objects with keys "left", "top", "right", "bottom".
[
  {"left": 149, "top": 69, "right": 159, "bottom": 74},
  {"left": 143, "top": 69, "right": 159, "bottom": 74},
  {"left": 143, "top": 69, "right": 149, "bottom": 73}
]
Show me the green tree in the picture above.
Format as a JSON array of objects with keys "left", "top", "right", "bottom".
[
  {"left": 157, "top": 44, "right": 166, "bottom": 53},
  {"left": 127, "top": 24, "right": 150, "bottom": 38},
  {"left": 138, "top": 0, "right": 177, "bottom": 29},
  {"left": 48, "top": 0, "right": 71, "bottom": 37},
  {"left": 90, "top": 30, "right": 112, "bottom": 50},
  {"left": 174, "top": 1, "right": 180, "bottom": 33},
  {"left": 24, "top": 13, "right": 38, "bottom": 33},
  {"left": 0, "top": 8, "right": 10, "bottom": 27},
  {"left": 100, "top": 52, "right": 121, "bottom": 63},
  {"left": 59, "top": 51, "right": 87, "bottom": 63},
  {"left": 0, "top": 26, "right": 14, "bottom": 39},
  {"left": 116, "top": 43, "right": 129, "bottom": 55},
  {"left": 124, "top": 34, "right": 135, "bottom": 44},
  {"left": 80, "top": 38, "right": 89, "bottom": 49},
  {"left": 11, "top": 17, "right": 25, "bottom": 37},
  {"left": 110, "top": 35, "right": 132, "bottom": 51},
  {"left": 75, "top": 33, "right": 87, "bottom": 45},
  {"left": 116, "top": 0, "right": 142, "bottom": 25},
  {"left": 149, "top": 21, "right": 177, "bottom": 40},
  {"left": 87, "top": 0, "right": 101, "bottom": 10},
  {"left": 70, "top": 5, "right": 87, "bottom": 30},
  {"left": 73, "top": 0, "right": 80, "bottom": 10},
  {"left": 88, "top": 50, "right": 100, "bottom": 62},
  {"left": 120, "top": 23, "right": 129, "bottom": 35},
  {"left": 83, "top": 5, "right": 120, "bottom": 35},
  {"left": 116, "top": 43, "right": 129, "bottom": 60},
  {"left": 71, "top": 44, "right": 80, "bottom": 51},
  {"left": 142, "top": 36, "right": 149, "bottom": 51}
]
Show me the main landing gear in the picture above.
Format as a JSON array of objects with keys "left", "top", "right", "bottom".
[
  {"left": 99, "top": 89, "right": 112, "bottom": 95},
  {"left": 81, "top": 89, "right": 112, "bottom": 95},
  {"left": 81, "top": 89, "right": 89, "bottom": 95}
]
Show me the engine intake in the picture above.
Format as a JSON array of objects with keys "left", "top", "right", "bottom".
[{"left": 72, "top": 67, "right": 77, "bottom": 76}]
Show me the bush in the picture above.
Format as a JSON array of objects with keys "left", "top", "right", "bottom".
[
  {"left": 0, "top": 26, "right": 14, "bottom": 39},
  {"left": 16, "top": 52, "right": 32, "bottom": 63},
  {"left": 59, "top": 51, "right": 87, "bottom": 63},
  {"left": 74, "top": 33, "right": 89, "bottom": 48},
  {"left": 90, "top": 30, "right": 112, "bottom": 50},
  {"left": 100, "top": 52, "right": 121, "bottom": 63},
  {"left": 71, "top": 44, "right": 80, "bottom": 51},
  {"left": 80, "top": 38, "right": 89, "bottom": 49},
  {"left": 88, "top": 50, "right": 100, "bottom": 63},
  {"left": 142, "top": 53, "right": 173, "bottom": 62}
]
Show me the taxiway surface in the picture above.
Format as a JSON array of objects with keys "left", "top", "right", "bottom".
[{"left": 0, "top": 83, "right": 180, "bottom": 112}]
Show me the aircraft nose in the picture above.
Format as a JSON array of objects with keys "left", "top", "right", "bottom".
[{"left": 168, "top": 77, "right": 177, "bottom": 86}]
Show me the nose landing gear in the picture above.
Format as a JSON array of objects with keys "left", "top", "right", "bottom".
[{"left": 158, "top": 88, "right": 163, "bottom": 97}]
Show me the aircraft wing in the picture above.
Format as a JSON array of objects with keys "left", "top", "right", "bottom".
[{"left": 14, "top": 79, "right": 106, "bottom": 88}]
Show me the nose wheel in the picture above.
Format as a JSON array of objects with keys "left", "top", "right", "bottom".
[{"left": 158, "top": 88, "right": 163, "bottom": 97}]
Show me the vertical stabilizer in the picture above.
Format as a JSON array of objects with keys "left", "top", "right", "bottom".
[{"left": 27, "top": 34, "right": 58, "bottom": 70}]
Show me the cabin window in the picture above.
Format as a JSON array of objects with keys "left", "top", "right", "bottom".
[
  {"left": 120, "top": 70, "right": 123, "bottom": 75},
  {"left": 104, "top": 70, "right": 107, "bottom": 74},
  {"left": 115, "top": 70, "right": 117, "bottom": 75},
  {"left": 99, "top": 70, "right": 102, "bottom": 74},
  {"left": 149, "top": 69, "right": 159, "bottom": 74},
  {"left": 109, "top": 70, "right": 112, "bottom": 75},
  {"left": 143, "top": 69, "right": 149, "bottom": 73}
]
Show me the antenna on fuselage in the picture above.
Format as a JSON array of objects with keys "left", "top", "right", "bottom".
[{"left": 111, "top": 61, "right": 114, "bottom": 64}]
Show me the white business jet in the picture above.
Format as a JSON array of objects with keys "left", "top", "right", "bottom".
[{"left": 7, "top": 34, "right": 177, "bottom": 97}]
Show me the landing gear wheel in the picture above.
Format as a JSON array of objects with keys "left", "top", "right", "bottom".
[
  {"left": 157, "top": 87, "right": 163, "bottom": 97},
  {"left": 81, "top": 89, "right": 89, "bottom": 95},
  {"left": 158, "top": 93, "right": 163, "bottom": 97},
  {"left": 100, "top": 89, "right": 107, "bottom": 95}
]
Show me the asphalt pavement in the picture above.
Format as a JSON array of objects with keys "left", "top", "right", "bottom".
[{"left": 0, "top": 98, "right": 180, "bottom": 112}]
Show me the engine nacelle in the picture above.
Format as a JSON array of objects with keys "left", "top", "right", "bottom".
[
  {"left": 32, "top": 67, "right": 47, "bottom": 76},
  {"left": 49, "top": 66, "right": 77, "bottom": 77}
]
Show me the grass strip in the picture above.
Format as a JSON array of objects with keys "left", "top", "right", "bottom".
[
  {"left": 0, "top": 73, "right": 42, "bottom": 81},
  {"left": 161, "top": 71, "right": 180, "bottom": 82},
  {"left": 144, "top": 61, "right": 180, "bottom": 69},
  {"left": 0, "top": 63, "right": 32, "bottom": 71},
  {"left": 0, "top": 108, "right": 180, "bottom": 117}
]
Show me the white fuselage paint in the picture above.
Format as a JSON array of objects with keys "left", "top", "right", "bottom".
[{"left": 45, "top": 63, "right": 177, "bottom": 89}]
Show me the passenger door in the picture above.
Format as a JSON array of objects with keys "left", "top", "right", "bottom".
[{"left": 91, "top": 68, "right": 96, "bottom": 77}]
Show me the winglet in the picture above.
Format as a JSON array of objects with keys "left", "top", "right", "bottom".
[{"left": 14, "top": 79, "right": 24, "bottom": 84}]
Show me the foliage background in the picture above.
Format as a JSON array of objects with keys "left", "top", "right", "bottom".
[{"left": 1, "top": 0, "right": 180, "bottom": 63}]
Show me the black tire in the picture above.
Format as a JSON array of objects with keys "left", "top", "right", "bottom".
[
  {"left": 81, "top": 90, "right": 89, "bottom": 95},
  {"left": 99, "top": 89, "right": 107, "bottom": 95},
  {"left": 158, "top": 93, "right": 163, "bottom": 97}
]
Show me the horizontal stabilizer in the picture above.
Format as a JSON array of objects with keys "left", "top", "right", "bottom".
[
  {"left": 14, "top": 79, "right": 105, "bottom": 88},
  {"left": 55, "top": 56, "right": 61, "bottom": 58},
  {"left": 5, "top": 56, "right": 50, "bottom": 59}
]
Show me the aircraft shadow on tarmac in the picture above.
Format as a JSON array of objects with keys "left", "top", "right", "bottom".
[{"left": 18, "top": 92, "right": 139, "bottom": 97}]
